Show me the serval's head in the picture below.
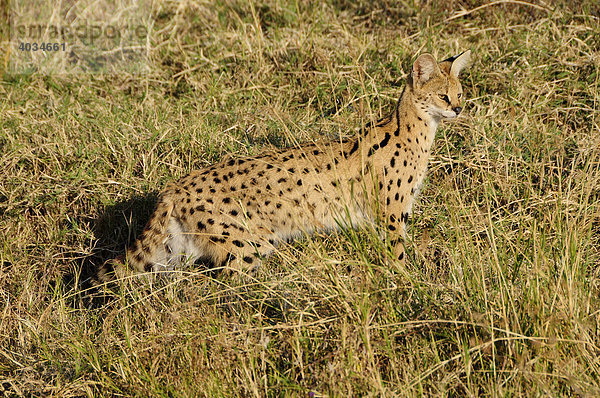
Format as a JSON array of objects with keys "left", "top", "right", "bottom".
[{"left": 409, "top": 50, "right": 471, "bottom": 122}]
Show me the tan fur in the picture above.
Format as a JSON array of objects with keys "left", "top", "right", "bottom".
[{"left": 98, "top": 50, "right": 471, "bottom": 281}]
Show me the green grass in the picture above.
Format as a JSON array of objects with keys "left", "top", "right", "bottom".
[{"left": 1, "top": 0, "right": 600, "bottom": 395}]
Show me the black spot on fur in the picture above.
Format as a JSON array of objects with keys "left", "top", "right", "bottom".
[
  {"left": 346, "top": 140, "right": 359, "bottom": 158},
  {"left": 367, "top": 144, "right": 379, "bottom": 157},
  {"left": 209, "top": 236, "right": 226, "bottom": 244},
  {"left": 233, "top": 240, "right": 244, "bottom": 247},
  {"left": 379, "top": 132, "right": 391, "bottom": 148}
]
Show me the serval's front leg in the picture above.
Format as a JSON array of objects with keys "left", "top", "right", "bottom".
[{"left": 386, "top": 210, "right": 409, "bottom": 265}]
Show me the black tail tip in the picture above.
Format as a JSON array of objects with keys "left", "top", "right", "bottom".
[{"left": 95, "top": 256, "right": 125, "bottom": 283}]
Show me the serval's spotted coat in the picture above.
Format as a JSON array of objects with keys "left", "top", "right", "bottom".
[{"left": 98, "top": 50, "right": 471, "bottom": 281}]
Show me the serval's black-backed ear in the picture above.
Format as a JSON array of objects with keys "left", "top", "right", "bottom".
[
  {"left": 411, "top": 53, "right": 440, "bottom": 88},
  {"left": 439, "top": 50, "right": 471, "bottom": 77}
]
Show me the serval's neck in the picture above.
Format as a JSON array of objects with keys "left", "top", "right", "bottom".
[
  {"left": 367, "top": 86, "right": 439, "bottom": 150},
  {"left": 403, "top": 86, "right": 439, "bottom": 142}
]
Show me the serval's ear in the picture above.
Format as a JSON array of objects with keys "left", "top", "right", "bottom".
[
  {"left": 440, "top": 50, "right": 471, "bottom": 77},
  {"left": 411, "top": 53, "right": 440, "bottom": 88},
  {"left": 450, "top": 50, "right": 471, "bottom": 77}
]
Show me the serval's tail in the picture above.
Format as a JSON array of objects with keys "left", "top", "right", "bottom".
[{"left": 96, "top": 192, "right": 175, "bottom": 282}]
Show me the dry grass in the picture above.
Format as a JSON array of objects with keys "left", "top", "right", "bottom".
[{"left": 1, "top": 0, "right": 600, "bottom": 396}]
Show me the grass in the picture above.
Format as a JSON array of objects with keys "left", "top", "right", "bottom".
[{"left": 1, "top": 0, "right": 600, "bottom": 395}]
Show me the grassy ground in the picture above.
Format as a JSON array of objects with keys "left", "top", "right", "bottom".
[{"left": 1, "top": 0, "right": 600, "bottom": 396}]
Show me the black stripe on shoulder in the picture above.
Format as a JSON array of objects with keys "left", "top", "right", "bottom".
[
  {"left": 344, "top": 139, "right": 360, "bottom": 158},
  {"left": 379, "top": 132, "right": 391, "bottom": 148}
]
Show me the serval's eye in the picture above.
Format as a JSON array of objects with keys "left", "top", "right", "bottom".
[
  {"left": 439, "top": 94, "right": 450, "bottom": 103},
  {"left": 457, "top": 93, "right": 463, "bottom": 99}
]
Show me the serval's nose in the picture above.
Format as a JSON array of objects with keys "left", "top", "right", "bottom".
[{"left": 452, "top": 106, "right": 462, "bottom": 114}]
